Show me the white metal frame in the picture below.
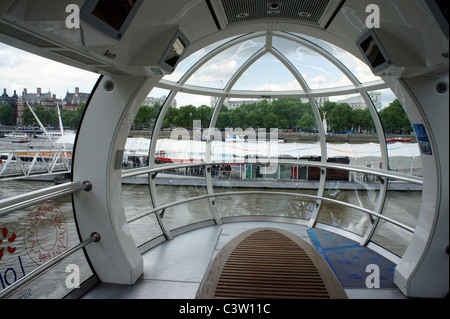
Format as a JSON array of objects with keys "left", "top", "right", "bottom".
[{"left": 152, "top": 31, "right": 395, "bottom": 245}]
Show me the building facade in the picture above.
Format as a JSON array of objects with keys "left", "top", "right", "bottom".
[
  {"left": 62, "top": 87, "right": 90, "bottom": 111},
  {"left": 143, "top": 96, "right": 177, "bottom": 108},
  {"left": 0, "top": 89, "right": 19, "bottom": 125},
  {"left": 2, "top": 87, "right": 90, "bottom": 126},
  {"left": 337, "top": 92, "right": 382, "bottom": 110}
]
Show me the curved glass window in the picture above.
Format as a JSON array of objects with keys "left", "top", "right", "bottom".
[
  {"left": 272, "top": 37, "right": 354, "bottom": 89},
  {"left": 298, "top": 34, "right": 382, "bottom": 84},
  {"left": 124, "top": 31, "right": 423, "bottom": 259},
  {"left": 0, "top": 44, "right": 98, "bottom": 298},
  {"left": 185, "top": 37, "right": 265, "bottom": 89},
  {"left": 232, "top": 52, "right": 303, "bottom": 91}
]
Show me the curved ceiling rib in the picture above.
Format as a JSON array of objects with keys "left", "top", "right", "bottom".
[
  {"left": 179, "top": 32, "right": 266, "bottom": 86},
  {"left": 157, "top": 31, "right": 389, "bottom": 99},
  {"left": 274, "top": 31, "right": 362, "bottom": 86}
]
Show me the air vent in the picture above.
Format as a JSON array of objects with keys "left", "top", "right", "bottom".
[
  {"left": 51, "top": 50, "right": 100, "bottom": 65},
  {"left": 0, "top": 22, "right": 59, "bottom": 48},
  {"left": 219, "top": 0, "right": 337, "bottom": 26}
]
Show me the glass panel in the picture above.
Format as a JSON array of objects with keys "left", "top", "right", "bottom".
[
  {"left": 155, "top": 92, "right": 217, "bottom": 166},
  {"left": 317, "top": 93, "right": 383, "bottom": 235},
  {"left": 371, "top": 190, "right": 421, "bottom": 256},
  {"left": 162, "top": 36, "right": 238, "bottom": 83},
  {"left": 316, "top": 201, "right": 371, "bottom": 236},
  {"left": 0, "top": 44, "right": 98, "bottom": 298},
  {"left": 151, "top": 92, "right": 216, "bottom": 231},
  {"left": 322, "top": 95, "right": 382, "bottom": 170},
  {"left": 123, "top": 88, "right": 169, "bottom": 170},
  {"left": 0, "top": 181, "right": 93, "bottom": 299},
  {"left": 322, "top": 168, "right": 380, "bottom": 234},
  {"left": 185, "top": 37, "right": 265, "bottom": 89},
  {"left": 376, "top": 90, "right": 422, "bottom": 176},
  {"left": 214, "top": 190, "right": 316, "bottom": 220},
  {"left": 321, "top": 160, "right": 382, "bottom": 220},
  {"left": 123, "top": 183, "right": 163, "bottom": 247},
  {"left": 272, "top": 37, "right": 353, "bottom": 90},
  {"left": 231, "top": 52, "right": 303, "bottom": 91},
  {"left": 155, "top": 177, "right": 211, "bottom": 232},
  {"left": 210, "top": 96, "right": 321, "bottom": 220},
  {"left": 297, "top": 34, "right": 382, "bottom": 84}
]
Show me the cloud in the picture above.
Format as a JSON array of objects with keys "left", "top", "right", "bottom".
[
  {"left": 187, "top": 59, "right": 238, "bottom": 85},
  {"left": 253, "top": 80, "right": 301, "bottom": 91},
  {"left": 175, "top": 92, "right": 211, "bottom": 107},
  {"left": 0, "top": 43, "right": 98, "bottom": 98}
]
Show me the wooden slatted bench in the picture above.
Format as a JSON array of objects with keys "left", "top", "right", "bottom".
[{"left": 197, "top": 228, "right": 347, "bottom": 299}]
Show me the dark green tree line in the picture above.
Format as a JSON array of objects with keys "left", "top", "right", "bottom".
[
  {"left": 130, "top": 98, "right": 412, "bottom": 134},
  {"left": 19, "top": 103, "right": 86, "bottom": 129}
]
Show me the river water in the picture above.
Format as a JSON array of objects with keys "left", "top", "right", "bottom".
[
  {"left": 0, "top": 134, "right": 422, "bottom": 298},
  {"left": 0, "top": 178, "right": 421, "bottom": 299}
]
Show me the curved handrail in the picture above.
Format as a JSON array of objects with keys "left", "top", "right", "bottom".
[{"left": 126, "top": 190, "right": 415, "bottom": 233}]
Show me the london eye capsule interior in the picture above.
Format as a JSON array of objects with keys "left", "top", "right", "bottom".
[{"left": 0, "top": 0, "right": 448, "bottom": 301}]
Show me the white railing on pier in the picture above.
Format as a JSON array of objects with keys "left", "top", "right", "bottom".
[{"left": 0, "top": 149, "right": 72, "bottom": 180}]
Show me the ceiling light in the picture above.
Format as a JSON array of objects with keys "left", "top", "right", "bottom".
[{"left": 267, "top": 1, "right": 282, "bottom": 10}]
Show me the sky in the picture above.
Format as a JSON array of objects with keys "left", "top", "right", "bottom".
[
  {"left": 0, "top": 43, "right": 99, "bottom": 99},
  {"left": 0, "top": 39, "right": 396, "bottom": 108}
]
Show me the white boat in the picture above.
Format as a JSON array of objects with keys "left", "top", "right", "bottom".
[
  {"left": 4, "top": 132, "right": 29, "bottom": 139},
  {"left": 35, "top": 131, "right": 64, "bottom": 139}
]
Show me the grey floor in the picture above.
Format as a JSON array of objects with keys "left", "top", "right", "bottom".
[{"left": 81, "top": 222, "right": 406, "bottom": 299}]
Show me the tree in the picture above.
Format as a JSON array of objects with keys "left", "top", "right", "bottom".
[
  {"left": 271, "top": 98, "right": 305, "bottom": 130},
  {"left": 320, "top": 101, "right": 337, "bottom": 118},
  {"left": 162, "top": 106, "right": 180, "bottom": 128},
  {"left": 379, "top": 99, "right": 412, "bottom": 133},
  {"left": 196, "top": 105, "right": 213, "bottom": 128},
  {"left": 35, "top": 105, "right": 58, "bottom": 127},
  {"left": 61, "top": 109, "right": 80, "bottom": 128},
  {"left": 328, "top": 103, "right": 352, "bottom": 132},
  {"left": 22, "top": 105, "right": 57, "bottom": 127},
  {"left": 0, "top": 103, "right": 13, "bottom": 126},
  {"left": 22, "top": 107, "right": 34, "bottom": 126},
  {"left": 133, "top": 105, "right": 154, "bottom": 128},
  {"left": 351, "top": 108, "right": 368, "bottom": 132},
  {"left": 173, "top": 105, "right": 197, "bottom": 128},
  {"left": 263, "top": 112, "right": 279, "bottom": 129},
  {"left": 362, "top": 108, "right": 376, "bottom": 132},
  {"left": 297, "top": 113, "right": 316, "bottom": 131},
  {"left": 246, "top": 109, "right": 264, "bottom": 129},
  {"left": 230, "top": 108, "right": 246, "bottom": 129},
  {"left": 216, "top": 105, "right": 231, "bottom": 129}
]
